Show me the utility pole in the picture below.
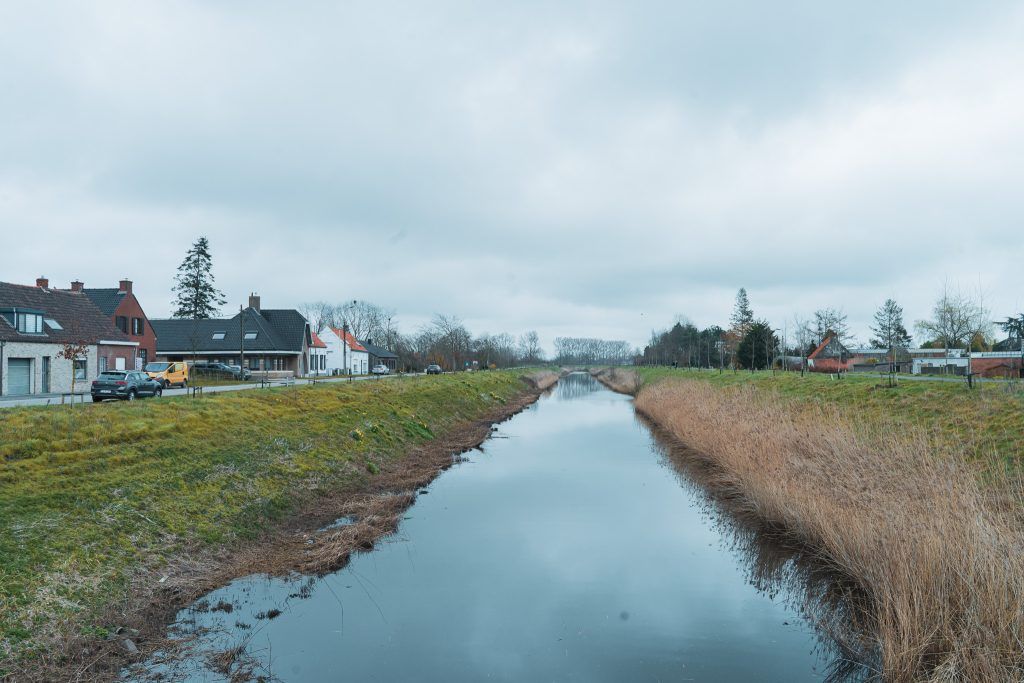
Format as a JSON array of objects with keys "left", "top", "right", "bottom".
[
  {"left": 239, "top": 305, "right": 245, "bottom": 376},
  {"left": 343, "top": 320, "right": 349, "bottom": 382}
]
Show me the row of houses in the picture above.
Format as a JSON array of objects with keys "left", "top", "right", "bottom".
[
  {"left": 806, "top": 330, "right": 1024, "bottom": 378},
  {"left": 0, "top": 278, "right": 397, "bottom": 397}
]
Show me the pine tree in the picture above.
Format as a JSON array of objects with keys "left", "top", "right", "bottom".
[
  {"left": 737, "top": 320, "right": 778, "bottom": 370},
  {"left": 729, "top": 288, "right": 754, "bottom": 335},
  {"left": 869, "top": 299, "right": 912, "bottom": 350},
  {"left": 172, "top": 237, "right": 227, "bottom": 319}
]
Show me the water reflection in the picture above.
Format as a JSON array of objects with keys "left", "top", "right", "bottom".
[
  {"left": 132, "top": 372, "right": 852, "bottom": 682},
  {"left": 644, "top": 419, "right": 880, "bottom": 682},
  {"left": 552, "top": 371, "right": 602, "bottom": 401}
]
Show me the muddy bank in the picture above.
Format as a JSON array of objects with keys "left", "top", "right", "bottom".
[
  {"left": 129, "top": 371, "right": 831, "bottom": 682},
  {"left": 595, "top": 368, "right": 1024, "bottom": 682},
  {"left": 32, "top": 380, "right": 552, "bottom": 683}
]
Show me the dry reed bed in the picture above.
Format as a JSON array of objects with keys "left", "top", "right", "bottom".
[
  {"left": 522, "top": 370, "right": 561, "bottom": 392},
  {"left": 634, "top": 378, "right": 1024, "bottom": 682},
  {"left": 590, "top": 367, "right": 642, "bottom": 395}
]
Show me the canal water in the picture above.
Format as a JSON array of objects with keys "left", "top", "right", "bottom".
[{"left": 137, "top": 373, "right": 845, "bottom": 682}]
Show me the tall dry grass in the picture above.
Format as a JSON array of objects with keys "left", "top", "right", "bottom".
[
  {"left": 635, "top": 379, "right": 1024, "bottom": 682},
  {"left": 591, "top": 367, "right": 642, "bottom": 395}
]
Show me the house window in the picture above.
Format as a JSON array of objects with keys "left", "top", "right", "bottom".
[
  {"left": 116, "top": 316, "right": 128, "bottom": 333},
  {"left": 243, "top": 331, "right": 257, "bottom": 340},
  {"left": 16, "top": 313, "right": 43, "bottom": 334},
  {"left": 100, "top": 356, "right": 108, "bottom": 373},
  {"left": 249, "top": 357, "right": 260, "bottom": 370},
  {"left": 320, "top": 355, "right": 326, "bottom": 370},
  {"left": 138, "top": 349, "right": 147, "bottom": 366},
  {"left": 132, "top": 318, "right": 143, "bottom": 335},
  {"left": 212, "top": 332, "right": 226, "bottom": 340},
  {"left": 74, "top": 359, "right": 87, "bottom": 380},
  {"left": 44, "top": 318, "right": 63, "bottom": 331}
]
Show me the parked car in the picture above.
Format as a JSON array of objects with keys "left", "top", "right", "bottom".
[
  {"left": 371, "top": 364, "right": 390, "bottom": 375},
  {"left": 144, "top": 361, "right": 189, "bottom": 388},
  {"left": 92, "top": 370, "right": 163, "bottom": 402},
  {"left": 425, "top": 364, "right": 442, "bottom": 375},
  {"left": 190, "top": 362, "right": 251, "bottom": 381}
]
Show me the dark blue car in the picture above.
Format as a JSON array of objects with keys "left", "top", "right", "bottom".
[{"left": 91, "top": 370, "right": 163, "bottom": 402}]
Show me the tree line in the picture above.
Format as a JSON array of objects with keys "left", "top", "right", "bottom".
[{"left": 642, "top": 282, "right": 1021, "bottom": 371}]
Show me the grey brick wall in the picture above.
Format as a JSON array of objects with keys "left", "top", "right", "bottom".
[{"left": 0, "top": 342, "right": 99, "bottom": 395}]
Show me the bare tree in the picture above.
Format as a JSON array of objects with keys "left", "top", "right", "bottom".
[
  {"left": 298, "top": 301, "right": 335, "bottom": 334},
  {"left": 518, "top": 330, "right": 543, "bottom": 364},
  {"left": 915, "top": 282, "right": 991, "bottom": 351},
  {"left": 58, "top": 335, "right": 91, "bottom": 405},
  {"left": 430, "top": 314, "right": 472, "bottom": 370},
  {"left": 792, "top": 314, "right": 816, "bottom": 357},
  {"left": 812, "top": 307, "right": 852, "bottom": 345},
  {"left": 337, "top": 300, "right": 396, "bottom": 344}
]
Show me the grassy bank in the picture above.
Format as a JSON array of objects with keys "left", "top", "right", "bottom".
[
  {"left": 0, "top": 370, "right": 553, "bottom": 677},
  {"left": 627, "top": 367, "right": 1024, "bottom": 467},
  {"left": 594, "top": 367, "right": 1024, "bottom": 681}
]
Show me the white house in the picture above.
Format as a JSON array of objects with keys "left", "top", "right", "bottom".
[
  {"left": 318, "top": 326, "right": 370, "bottom": 375},
  {"left": 307, "top": 331, "right": 329, "bottom": 377}
]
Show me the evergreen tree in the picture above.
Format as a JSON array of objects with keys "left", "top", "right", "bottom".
[
  {"left": 729, "top": 288, "right": 754, "bottom": 335},
  {"left": 998, "top": 314, "right": 1024, "bottom": 345},
  {"left": 736, "top": 320, "right": 778, "bottom": 370},
  {"left": 869, "top": 299, "right": 912, "bottom": 350},
  {"left": 172, "top": 236, "right": 227, "bottom": 319}
]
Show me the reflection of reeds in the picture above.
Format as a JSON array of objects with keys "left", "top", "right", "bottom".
[
  {"left": 636, "top": 380, "right": 1024, "bottom": 683},
  {"left": 645, "top": 419, "right": 880, "bottom": 681},
  {"left": 591, "top": 367, "right": 642, "bottom": 395}
]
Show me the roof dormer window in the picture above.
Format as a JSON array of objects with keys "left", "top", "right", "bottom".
[
  {"left": 212, "top": 331, "right": 226, "bottom": 340},
  {"left": 243, "top": 331, "right": 257, "bottom": 340},
  {"left": 44, "top": 318, "right": 62, "bottom": 331},
  {"left": 17, "top": 312, "right": 44, "bottom": 334}
]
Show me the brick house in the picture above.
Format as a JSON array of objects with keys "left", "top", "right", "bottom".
[
  {"left": 75, "top": 279, "right": 158, "bottom": 371},
  {"left": 806, "top": 331, "right": 853, "bottom": 373},
  {"left": 0, "top": 278, "right": 136, "bottom": 396},
  {"left": 969, "top": 352, "right": 1024, "bottom": 378}
]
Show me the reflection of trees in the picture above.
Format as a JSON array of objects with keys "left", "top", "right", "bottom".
[
  {"left": 644, "top": 418, "right": 881, "bottom": 683},
  {"left": 554, "top": 372, "right": 602, "bottom": 401}
]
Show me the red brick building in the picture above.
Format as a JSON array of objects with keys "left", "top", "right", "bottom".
[
  {"left": 806, "top": 331, "right": 853, "bottom": 373},
  {"left": 970, "top": 353, "right": 1024, "bottom": 378},
  {"left": 75, "top": 279, "right": 158, "bottom": 371}
]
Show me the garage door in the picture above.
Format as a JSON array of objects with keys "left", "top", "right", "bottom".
[{"left": 8, "top": 358, "right": 32, "bottom": 395}]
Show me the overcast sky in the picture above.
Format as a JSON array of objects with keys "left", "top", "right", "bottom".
[{"left": 2, "top": 2, "right": 1022, "bottom": 351}]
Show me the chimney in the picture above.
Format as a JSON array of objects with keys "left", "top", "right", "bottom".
[
  {"left": 248, "top": 292, "right": 260, "bottom": 311},
  {"left": 35, "top": 277, "right": 49, "bottom": 289},
  {"left": 119, "top": 279, "right": 132, "bottom": 295},
  {"left": 71, "top": 280, "right": 84, "bottom": 292}
]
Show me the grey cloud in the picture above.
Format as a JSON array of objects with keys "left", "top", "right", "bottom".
[{"left": 1, "top": 1, "right": 1023, "bottom": 351}]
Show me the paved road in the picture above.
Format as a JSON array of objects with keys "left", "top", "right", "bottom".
[{"left": 0, "top": 372, "right": 414, "bottom": 408}]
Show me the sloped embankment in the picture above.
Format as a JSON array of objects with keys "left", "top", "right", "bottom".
[
  {"left": 0, "top": 370, "right": 557, "bottom": 681},
  {"left": 594, "top": 367, "right": 1024, "bottom": 683}
]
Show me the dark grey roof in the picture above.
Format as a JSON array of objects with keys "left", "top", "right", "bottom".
[
  {"left": 152, "top": 307, "right": 309, "bottom": 354},
  {"left": 360, "top": 340, "right": 398, "bottom": 360},
  {"left": 0, "top": 282, "right": 131, "bottom": 344},
  {"left": 81, "top": 288, "right": 125, "bottom": 316}
]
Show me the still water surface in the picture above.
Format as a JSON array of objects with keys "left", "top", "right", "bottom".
[{"left": 140, "top": 373, "right": 836, "bottom": 681}]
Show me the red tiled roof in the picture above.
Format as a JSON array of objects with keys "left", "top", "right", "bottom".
[
  {"left": 310, "top": 331, "right": 327, "bottom": 348},
  {"left": 330, "top": 327, "right": 366, "bottom": 352},
  {"left": 808, "top": 335, "right": 832, "bottom": 360}
]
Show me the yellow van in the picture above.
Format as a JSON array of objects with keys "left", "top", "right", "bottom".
[{"left": 144, "top": 361, "right": 189, "bottom": 388}]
